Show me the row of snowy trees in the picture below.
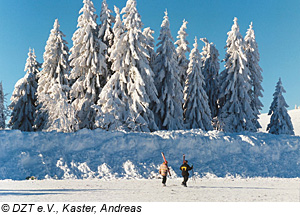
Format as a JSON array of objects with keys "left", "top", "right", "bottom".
[{"left": 7, "top": 0, "right": 294, "bottom": 135}]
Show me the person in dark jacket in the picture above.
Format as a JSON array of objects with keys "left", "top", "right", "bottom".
[{"left": 180, "top": 160, "right": 193, "bottom": 187}]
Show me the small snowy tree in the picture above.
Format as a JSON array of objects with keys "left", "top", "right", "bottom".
[
  {"left": 9, "top": 49, "right": 40, "bottom": 131},
  {"left": 183, "top": 37, "right": 212, "bottom": 130},
  {"left": 35, "top": 19, "right": 70, "bottom": 131},
  {"left": 0, "top": 82, "right": 6, "bottom": 129},
  {"left": 200, "top": 38, "right": 220, "bottom": 119},
  {"left": 95, "top": 0, "right": 159, "bottom": 132},
  {"left": 267, "top": 78, "right": 294, "bottom": 135},
  {"left": 175, "top": 19, "right": 190, "bottom": 88},
  {"left": 245, "top": 22, "right": 264, "bottom": 129},
  {"left": 69, "top": 0, "right": 107, "bottom": 129},
  {"left": 142, "top": 27, "right": 156, "bottom": 70},
  {"left": 99, "top": 0, "right": 115, "bottom": 82},
  {"left": 153, "top": 10, "right": 184, "bottom": 130},
  {"left": 218, "top": 17, "right": 256, "bottom": 133}
]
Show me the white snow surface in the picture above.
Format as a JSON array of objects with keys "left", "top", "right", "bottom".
[
  {"left": 1, "top": 110, "right": 300, "bottom": 202},
  {"left": 1, "top": 113, "right": 300, "bottom": 180},
  {"left": 1, "top": 178, "right": 300, "bottom": 202}
]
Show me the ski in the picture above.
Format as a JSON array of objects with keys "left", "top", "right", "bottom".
[
  {"left": 161, "top": 152, "right": 171, "bottom": 176},
  {"left": 183, "top": 154, "right": 185, "bottom": 163}
]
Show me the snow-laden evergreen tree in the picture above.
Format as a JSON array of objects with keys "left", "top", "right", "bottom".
[
  {"left": 183, "top": 38, "right": 212, "bottom": 130},
  {"left": 99, "top": 0, "right": 115, "bottom": 82},
  {"left": 245, "top": 22, "right": 264, "bottom": 129},
  {"left": 35, "top": 19, "right": 70, "bottom": 131},
  {"left": 142, "top": 27, "right": 156, "bottom": 70},
  {"left": 175, "top": 19, "right": 190, "bottom": 88},
  {"left": 200, "top": 38, "right": 220, "bottom": 119},
  {"left": 9, "top": 49, "right": 40, "bottom": 131},
  {"left": 0, "top": 82, "right": 6, "bottom": 129},
  {"left": 153, "top": 10, "right": 184, "bottom": 130},
  {"left": 95, "top": 0, "right": 159, "bottom": 132},
  {"left": 69, "top": 0, "right": 107, "bottom": 129},
  {"left": 218, "top": 17, "right": 256, "bottom": 132},
  {"left": 267, "top": 78, "right": 294, "bottom": 135},
  {"left": 94, "top": 6, "right": 126, "bottom": 131}
]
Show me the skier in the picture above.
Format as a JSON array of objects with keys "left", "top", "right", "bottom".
[
  {"left": 180, "top": 160, "right": 193, "bottom": 187},
  {"left": 159, "top": 161, "right": 169, "bottom": 186}
]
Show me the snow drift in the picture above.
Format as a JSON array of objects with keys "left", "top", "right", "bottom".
[{"left": 1, "top": 127, "right": 300, "bottom": 180}]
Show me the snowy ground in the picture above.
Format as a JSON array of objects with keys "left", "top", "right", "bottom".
[
  {"left": 1, "top": 110, "right": 300, "bottom": 206},
  {"left": 1, "top": 178, "right": 300, "bottom": 202}
]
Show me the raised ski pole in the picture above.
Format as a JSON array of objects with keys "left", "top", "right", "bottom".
[{"left": 161, "top": 152, "right": 171, "bottom": 176}]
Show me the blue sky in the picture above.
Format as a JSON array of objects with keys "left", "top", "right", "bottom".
[{"left": 0, "top": 0, "right": 300, "bottom": 113}]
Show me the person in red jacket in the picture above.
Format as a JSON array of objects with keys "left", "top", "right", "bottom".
[
  {"left": 180, "top": 160, "right": 193, "bottom": 187},
  {"left": 159, "top": 161, "right": 169, "bottom": 186}
]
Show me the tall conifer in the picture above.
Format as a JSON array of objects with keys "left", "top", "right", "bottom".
[
  {"left": 153, "top": 11, "right": 184, "bottom": 130},
  {"left": 245, "top": 22, "right": 264, "bottom": 129},
  {"left": 200, "top": 38, "right": 220, "bottom": 119},
  {"left": 69, "top": 0, "right": 107, "bottom": 129},
  {"left": 218, "top": 18, "right": 256, "bottom": 132},
  {"left": 9, "top": 49, "right": 40, "bottom": 131},
  {"left": 183, "top": 38, "right": 212, "bottom": 130}
]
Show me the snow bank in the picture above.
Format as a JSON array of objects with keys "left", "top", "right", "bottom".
[{"left": 1, "top": 128, "right": 300, "bottom": 180}]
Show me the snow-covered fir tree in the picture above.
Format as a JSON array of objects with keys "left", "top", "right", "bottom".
[
  {"left": 95, "top": 0, "right": 159, "bottom": 132},
  {"left": 69, "top": 0, "right": 107, "bottom": 129},
  {"left": 267, "top": 78, "right": 294, "bottom": 135},
  {"left": 200, "top": 38, "right": 220, "bottom": 119},
  {"left": 175, "top": 19, "right": 190, "bottom": 88},
  {"left": 0, "top": 82, "right": 6, "bottom": 129},
  {"left": 34, "top": 19, "right": 78, "bottom": 133},
  {"left": 99, "top": 0, "right": 115, "bottom": 82},
  {"left": 183, "top": 38, "right": 212, "bottom": 130},
  {"left": 245, "top": 22, "right": 264, "bottom": 129},
  {"left": 142, "top": 27, "right": 156, "bottom": 70},
  {"left": 153, "top": 10, "right": 184, "bottom": 130},
  {"left": 9, "top": 49, "right": 40, "bottom": 131},
  {"left": 218, "top": 17, "right": 256, "bottom": 132},
  {"left": 35, "top": 19, "right": 70, "bottom": 131},
  {"left": 94, "top": 6, "right": 126, "bottom": 131}
]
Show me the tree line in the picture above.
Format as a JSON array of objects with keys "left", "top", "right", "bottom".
[{"left": 5, "top": 0, "right": 294, "bottom": 135}]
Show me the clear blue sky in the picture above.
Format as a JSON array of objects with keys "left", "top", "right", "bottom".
[{"left": 1, "top": 0, "right": 300, "bottom": 113}]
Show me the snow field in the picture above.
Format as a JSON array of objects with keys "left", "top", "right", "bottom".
[{"left": 1, "top": 178, "right": 300, "bottom": 202}]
